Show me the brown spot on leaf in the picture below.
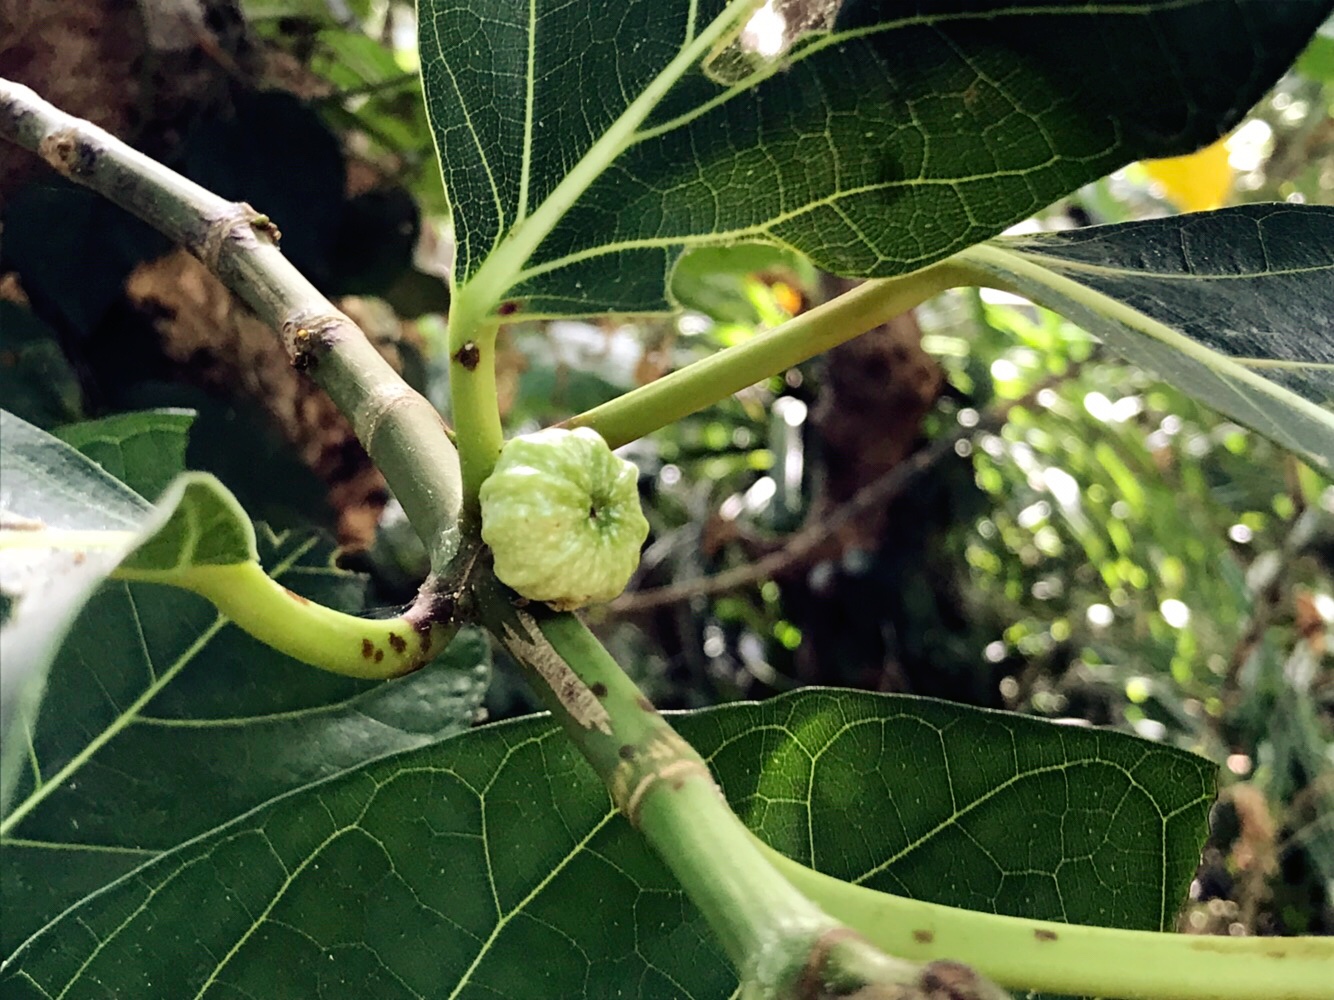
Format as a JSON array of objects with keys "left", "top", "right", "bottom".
[
  {"left": 1034, "top": 929, "right": 1058, "bottom": 942},
  {"left": 374, "top": 649, "right": 384, "bottom": 663},
  {"left": 497, "top": 300, "right": 520, "bottom": 316},
  {"left": 453, "top": 341, "right": 480, "bottom": 371},
  {"left": 361, "top": 638, "right": 374, "bottom": 659},
  {"left": 913, "top": 929, "right": 934, "bottom": 944},
  {"left": 618, "top": 744, "right": 635, "bottom": 761},
  {"left": 387, "top": 632, "right": 407, "bottom": 654}
]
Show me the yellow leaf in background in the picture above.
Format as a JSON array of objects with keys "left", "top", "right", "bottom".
[{"left": 1141, "top": 137, "right": 1235, "bottom": 212}]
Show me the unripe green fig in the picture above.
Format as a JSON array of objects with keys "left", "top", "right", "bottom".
[{"left": 479, "top": 427, "right": 649, "bottom": 610}]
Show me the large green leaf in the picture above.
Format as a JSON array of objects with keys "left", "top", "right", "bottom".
[
  {"left": 958, "top": 204, "right": 1334, "bottom": 473},
  {"left": 419, "top": 0, "right": 1330, "bottom": 316},
  {"left": 0, "top": 690, "right": 1212, "bottom": 998},
  {"left": 0, "top": 412, "right": 492, "bottom": 950}
]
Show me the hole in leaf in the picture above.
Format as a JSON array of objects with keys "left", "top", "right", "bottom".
[{"left": 702, "top": 0, "right": 842, "bottom": 86}]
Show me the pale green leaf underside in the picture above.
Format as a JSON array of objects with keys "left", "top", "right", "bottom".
[
  {"left": 420, "top": 0, "right": 1331, "bottom": 316},
  {"left": 0, "top": 411, "right": 159, "bottom": 811},
  {"left": 1, "top": 691, "right": 1212, "bottom": 999},
  {"left": 3, "top": 462, "right": 258, "bottom": 809},
  {"left": 962, "top": 204, "right": 1334, "bottom": 471},
  {"left": 120, "top": 473, "right": 258, "bottom": 571}
]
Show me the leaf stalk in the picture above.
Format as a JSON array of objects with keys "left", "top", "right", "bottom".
[
  {"left": 114, "top": 560, "right": 454, "bottom": 679},
  {"left": 565, "top": 262, "right": 971, "bottom": 447},
  {"left": 762, "top": 843, "right": 1334, "bottom": 1000}
]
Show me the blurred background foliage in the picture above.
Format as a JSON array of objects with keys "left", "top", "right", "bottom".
[{"left": 2, "top": 0, "right": 1330, "bottom": 946}]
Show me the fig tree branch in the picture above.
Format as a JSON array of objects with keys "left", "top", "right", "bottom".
[{"left": 0, "top": 77, "right": 462, "bottom": 568}]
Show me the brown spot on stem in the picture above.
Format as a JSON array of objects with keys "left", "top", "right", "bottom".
[
  {"left": 501, "top": 611, "right": 612, "bottom": 734},
  {"left": 618, "top": 744, "right": 635, "bottom": 761},
  {"left": 39, "top": 128, "right": 94, "bottom": 176},
  {"left": 374, "top": 649, "right": 384, "bottom": 663},
  {"left": 1034, "top": 929, "right": 1058, "bottom": 942},
  {"left": 795, "top": 927, "right": 865, "bottom": 999},
  {"left": 636, "top": 695, "right": 656, "bottom": 713},
  {"left": 361, "top": 639, "right": 375, "bottom": 659},
  {"left": 453, "top": 341, "right": 480, "bottom": 371},
  {"left": 913, "top": 929, "right": 935, "bottom": 944},
  {"left": 387, "top": 632, "right": 407, "bottom": 654},
  {"left": 918, "top": 960, "right": 989, "bottom": 999},
  {"left": 497, "top": 300, "right": 520, "bottom": 316},
  {"left": 285, "top": 587, "right": 311, "bottom": 606},
  {"left": 591, "top": 682, "right": 608, "bottom": 698}
]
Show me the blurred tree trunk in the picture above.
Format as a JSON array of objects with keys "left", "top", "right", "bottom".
[{"left": 783, "top": 277, "right": 999, "bottom": 704}]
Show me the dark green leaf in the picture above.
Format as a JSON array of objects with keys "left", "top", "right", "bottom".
[
  {"left": 56, "top": 409, "right": 194, "bottom": 502},
  {"left": 0, "top": 690, "right": 1212, "bottom": 996},
  {"left": 1, "top": 413, "right": 490, "bottom": 929},
  {"left": 961, "top": 204, "right": 1334, "bottom": 473},
  {"left": 0, "top": 524, "right": 490, "bottom": 954},
  {"left": 420, "top": 0, "right": 1330, "bottom": 315}
]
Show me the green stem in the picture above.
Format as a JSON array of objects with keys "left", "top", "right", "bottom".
[
  {"left": 476, "top": 592, "right": 834, "bottom": 986},
  {"left": 0, "top": 78, "right": 463, "bottom": 568},
  {"left": 760, "top": 842, "right": 1334, "bottom": 1000},
  {"left": 472, "top": 578, "right": 1002, "bottom": 998},
  {"left": 113, "top": 561, "right": 452, "bottom": 679},
  {"left": 566, "top": 261, "right": 970, "bottom": 448},
  {"left": 446, "top": 302, "right": 506, "bottom": 508}
]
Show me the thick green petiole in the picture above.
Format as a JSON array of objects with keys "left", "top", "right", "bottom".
[
  {"left": 760, "top": 842, "right": 1334, "bottom": 1000},
  {"left": 445, "top": 295, "right": 507, "bottom": 509},
  {"left": 565, "top": 261, "right": 971, "bottom": 448},
  {"left": 115, "top": 560, "right": 452, "bottom": 679}
]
